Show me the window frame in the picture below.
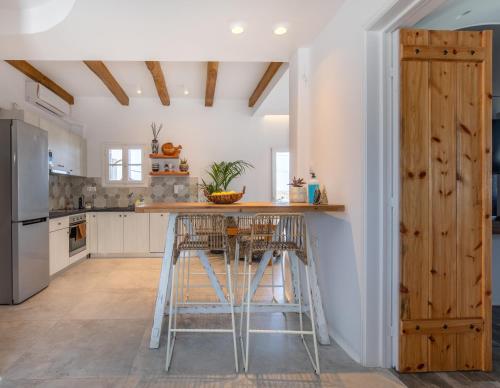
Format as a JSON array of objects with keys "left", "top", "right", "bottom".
[
  {"left": 271, "top": 147, "right": 290, "bottom": 202},
  {"left": 102, "top": 143, "right": 148, "bottom": 187}
]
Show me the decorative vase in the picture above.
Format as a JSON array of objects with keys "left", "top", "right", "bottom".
[
  {"left": 162, "top": 142, "right": 182, "bottom": 156},
  {"left": 151, "top": 139, "right": 159, "bottom": 154},
  {"left": 289, "top": 186, "right": 307, "bottom": 203}
]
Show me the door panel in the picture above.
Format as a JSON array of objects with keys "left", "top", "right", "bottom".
[
  {"left": 12, "top": 220, "right": 49, "bottom": 303},
  {"left": 123, "top": 213, "right": 149, "bottom": 253},
  {"left": 428, "top": 61, "right": 458, "bottom": 370},
  {"left": 400, "top": 59, "right": 431, "bottom": 321},
  {"left": 11, "top": 120, "right": 49, "bottom": 221},
  {"left": 97, "top": 213, "right": 123, "bottom": 254},
  {"left": 399, "top": 28, "right": 492, "bottom": 372},
  {"left": 149, "top": 213, "right": 169, "bottom": 253}
]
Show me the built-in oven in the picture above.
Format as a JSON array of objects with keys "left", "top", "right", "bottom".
[{"left": 69, "top": 213, "right": 86, "bottom": 257}]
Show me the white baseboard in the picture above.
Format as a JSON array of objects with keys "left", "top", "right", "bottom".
[
  {"left": 89, "top": 252, "right": 163, "bottom": 258},
  {"left": 329, "top": 327, "right": 362, "bottom": 364}
]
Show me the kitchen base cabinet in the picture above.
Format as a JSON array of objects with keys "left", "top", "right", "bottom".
[
  {"left": 87, "top": 212, "right": 98, "bottom": 254},
  {"left": 123, "top": 213, "right": 150, "bottom": 253},
  {"left": 82, "top": 212, "right": 171, "bottom": 257},
  {"left": 149, "top": 213, "right": 169, "bottom": 253},
  {"left": 49, "top": 228, "right": 69, "bottom": 275},
  {"left": 97, "top": 213, "right": 124, "bottom": 254}
]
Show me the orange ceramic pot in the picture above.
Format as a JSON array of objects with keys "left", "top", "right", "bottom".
[{"left": 161, "top": 142, "right": 182, "bottom": 156}]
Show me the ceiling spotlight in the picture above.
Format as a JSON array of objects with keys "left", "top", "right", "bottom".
[
  {"left": 231, "top": 23, "right": 245, "bottom": 35},
  {"left": 183, "top": 88, "right": 189, "bottom": 96},
  {"left": 273, "top": 24, "right": 288, "bottom": 36},
  {"left": 136, "top": 89, "right": 142, "bottom": 95}
]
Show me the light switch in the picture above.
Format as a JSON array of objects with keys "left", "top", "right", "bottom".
[{"left": 174, "top": 184, "right": 184, "bottom": 194}]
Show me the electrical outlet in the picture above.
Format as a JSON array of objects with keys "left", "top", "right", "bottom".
[{"left": 174, "top": 184, "right": 184, "bottom": 194}]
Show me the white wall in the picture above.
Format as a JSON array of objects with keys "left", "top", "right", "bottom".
[
  {"left": 290, "top": 0, "right": 393, "bottom": 364},
  {"left": 72, "top": 98, "right": 288, "bottom": 201}
]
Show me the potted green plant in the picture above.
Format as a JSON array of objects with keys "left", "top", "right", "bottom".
[
  {"left": 199, "top": 160, "right": 253, "bottom": 203},
  {"left": 288, "top": 176, "right": 307, "bottom": 203},
  {"left": 179, "top": 158, "right": 189, "bottom": 172}
]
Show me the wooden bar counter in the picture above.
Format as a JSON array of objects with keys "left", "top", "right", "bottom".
[
  {"left": 137, "top": 201, "right": 345, "bottom": 349},
  {"left": 135, "top": 201, "right": 345, "bottom": 213}
]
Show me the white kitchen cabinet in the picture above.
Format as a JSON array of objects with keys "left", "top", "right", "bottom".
[
  {"left": 49, "top": 228, "right": 69, "bottom": 275},
  {"left": 87, "top": 212, "right": 98, "bottom": 255},
  {"left": 42, "top": 118, "right": 68, "bottom": 171},
  {"left": 123, "top": 213, "right": 150, "bottom": 253},
  {"left": 149, "top": 213, "right": 169, "bottom": 253},
  {"left": 97, "top": 213, "right": 124, "bottom": 254},
  {"left": 41, "top": 117, "right": 86, "bottom": 176},
  {"left": 49, "top": 217, "right": 69, "bottom": 232},
  {"left": 68, "top": 132, "right": 81, "bottom": 176}
]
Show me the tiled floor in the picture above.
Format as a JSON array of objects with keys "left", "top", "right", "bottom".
[{"left": 0, "top": 257, "right": 402, "bottom": 387}]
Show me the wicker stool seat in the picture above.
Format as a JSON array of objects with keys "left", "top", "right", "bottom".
[
  {"left": 165, "top": 214, "right": 238, "bottom": 372},
  {"left": 239, "top": 213, "right": 320, "bottom": 374}
]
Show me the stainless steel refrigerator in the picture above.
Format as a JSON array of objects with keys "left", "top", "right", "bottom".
[{"left": 0, "top": 119, "right": 49, "bottom": 304}]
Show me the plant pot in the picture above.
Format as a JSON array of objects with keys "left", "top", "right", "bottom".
[
  {"left": 179, "top": 163, "right": 189, "bottom": 172},
  {"left": 289, "top": 186, "right": 307, "bottom": 203}
]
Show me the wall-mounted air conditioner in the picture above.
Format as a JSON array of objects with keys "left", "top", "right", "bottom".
[{"left": 25, "top": 81, "right": 70, "bottom": 117}]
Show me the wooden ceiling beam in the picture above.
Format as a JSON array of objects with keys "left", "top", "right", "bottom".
[
  {"left": 83, "top": 61, "right": 129, "bottom": 105},
  {"left": 205, "top": 61, "right": 218, "bottom": 107},
  {"left": 145, "top": 61, "right": 170, "bottom": 106},
  {"left": 5, "top": 60, "right": 75, "bottom": 105},
  {"left": 248, "top": 62, "right": 283, "bottom": 108}
]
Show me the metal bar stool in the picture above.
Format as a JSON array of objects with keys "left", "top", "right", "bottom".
[
  {"left": 165, "top": 214, "right": 239, "bottom": 372},
  {"left": 234, "top": 215, "right": 286, "bottom": 304},
  {"left": 239, "top": 213, "right": 320, "bottom": 374}
]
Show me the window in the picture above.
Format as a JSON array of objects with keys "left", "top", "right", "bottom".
[
  {"left": 272, "top": 149, "right": 290, "bottom": 202},
  {"left": 104, "top": 144, "right": 147, "bottom": 186}
]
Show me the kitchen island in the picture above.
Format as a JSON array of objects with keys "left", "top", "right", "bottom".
[{"left": 136, "top": 202, "right": 346, "bottom": 349}]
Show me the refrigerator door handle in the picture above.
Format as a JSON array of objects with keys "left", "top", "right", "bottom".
[{"left": 22, "top": 217, "right": 48, "bottom": 226}]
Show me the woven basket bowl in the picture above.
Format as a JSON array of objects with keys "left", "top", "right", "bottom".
[{"left": 205, "top": 187, "right": 245, "bottom": 204}]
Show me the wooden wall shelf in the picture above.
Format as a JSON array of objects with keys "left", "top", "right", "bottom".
[
  {"left": 149, "top": 171, "right": 189, "bottom": 177},
  {"left": 149, "top": 153, "right": 180, "bottom": 159}
]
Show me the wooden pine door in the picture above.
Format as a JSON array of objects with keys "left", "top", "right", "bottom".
[{"left": 399, "top": 28, "right": 492, "bottom": 372}]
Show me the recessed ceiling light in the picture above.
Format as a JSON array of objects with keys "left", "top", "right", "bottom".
[
  {"left": 456, "top": 9, "right": 471, "bottom": 19},
  {"left": 273, "top": 24, "right": 288, "bottom": 36},
  {"left": 232, "top": 26, "right": 244, "bottom": 34},
  {"left": 231, "top": 24, "right": 245, "bottom": 35},
  {"left": 183, "top": 88, "right": 189, "bottom": 96},
  {"left": 136, "top": 88, "right": 142, "bottom": 95}
]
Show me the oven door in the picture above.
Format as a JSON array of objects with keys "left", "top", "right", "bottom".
[{"left": 69, "top": 221, "right": 87, "bottom": 257}]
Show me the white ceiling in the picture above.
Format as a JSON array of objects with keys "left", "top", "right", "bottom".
[
  {"left": 0, "top": 0, "right": 345, "bottom": 62},
  {"left": 30, "top": 61, "right": 275, "bottom": 101},
  {"left": 417, "top": 0, "right": 500, "bottom": 29},
  {"left": 0, "top": 0, "right": 76, "bottom": 35},
  {"left": 0, "top": 0, "right": 54, "bottom": 9}
]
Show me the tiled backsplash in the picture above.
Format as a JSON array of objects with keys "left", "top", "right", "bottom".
[{"left": 49, "top": 174, "right": 199, "bottom": 210}]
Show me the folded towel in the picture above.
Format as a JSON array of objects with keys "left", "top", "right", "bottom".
[{"left": 76, "top": 223, "right": 86, "bottom": 240}]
